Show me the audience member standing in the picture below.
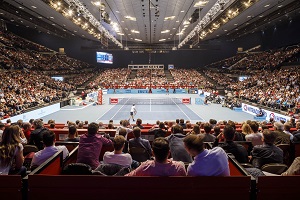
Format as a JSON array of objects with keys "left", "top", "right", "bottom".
[{"left": 77, "top": 122, "right": 113, "bottom": 169}]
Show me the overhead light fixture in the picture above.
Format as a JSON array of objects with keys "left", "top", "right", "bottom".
[
  {"left": 131, "top": 30, "right": 140, "bottom": 33},
  {"left": 134, "top": 38, "right": 142, "bottom": 41},
  {"left": 159, "top": 39, "right": 166, "bottom": 41},
  {"left": 60, "top": 0, "right": 122, "bottom": 48},
  {"left": 125, "top": 16, "right": 137, "bottom": 21},
  {"left": 164, "top": 16, "right": 175, "bottom": 21},
  {"left": 194, "top": 1, "right": 209, "bottom": 8},
  {"left": 161, "top": 30, "right": 170, "bottom": 33}
]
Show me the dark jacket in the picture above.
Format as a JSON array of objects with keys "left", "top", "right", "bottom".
[
  {"left": 274, "top": 130, "right": 290, "bottom": 145},
  {"left": 28, "top": 127, "right": 49, "bottom": 150},
  {"left": 250, "top": 143, "right": 283, "bottom": 168},
  {"left": 214, "top": 140, "right": 249, "bottom": 163},
  {"left": 149, "top": 128, "right": 167, "bottom": 139},
  {"left": 165, "top": 133, "right": 193, "bottom": 163}
]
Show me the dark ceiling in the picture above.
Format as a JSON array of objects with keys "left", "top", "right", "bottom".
[{"left": 1, "top": 0, "right": 300, "bottom": 50}]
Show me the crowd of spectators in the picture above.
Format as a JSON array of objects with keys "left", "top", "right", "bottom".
[
  {"left": 0, "top": 29, "right": 299, "bottom": 117},
  {"left": 0, "top": 70, "right": 76, "bottom": 119},
  {"left": 2, "top": 117, "right": 300, "bottom": 177},
  {"left": 134, "top": 69, "right": 167, "bottom": 86}
]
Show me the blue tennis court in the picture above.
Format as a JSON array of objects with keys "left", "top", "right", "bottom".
[
  {"left": 41, "top": 94, "right": 254, "bottom": 124},
  {"left": 98, "top": 103, "right": 204, "bottom": 122}
]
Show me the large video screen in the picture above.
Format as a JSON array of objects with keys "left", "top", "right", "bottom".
[{"left": 96, "top": 52, "right": 113, "bottom": 64}]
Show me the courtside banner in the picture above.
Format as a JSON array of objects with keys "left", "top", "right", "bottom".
[
  {"left": 97, "top": 89, "right": 103, "bottom": 105},
  {"left": 242, "top": 103, "right": 290, "bottom": 122},
  {"left": 110, "top": 98, "right": 118, "bottom": 104},
  {"left": 182, "top": 98, "right": 191, "bottom": 104}
]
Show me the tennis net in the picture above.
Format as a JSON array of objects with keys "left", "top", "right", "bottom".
[{"left": 113, "top": 97, "right": 190, "bottom": 105}]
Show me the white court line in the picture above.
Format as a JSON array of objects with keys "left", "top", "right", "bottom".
[
  {"left": 150, "top": 99, "right": 151, "bottom": 111},
  {"left": 106, "top": 97, "right": 132, "bottom": 121},
  {"left": 95, "top": 105, "right": 118, "bottom": 121},
  {"left": 118, "top": 111, "right": 182, "bottom": 113},
  {"left": 61, "top": 103, "right": 94, "bottom": 111},
  {"left": 120, "top": 110, "right": 181, "bottom": 113},
  {"left": 171, "top": 98, "right": 191, "bottom": 121}
]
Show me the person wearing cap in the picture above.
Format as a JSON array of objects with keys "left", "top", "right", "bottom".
[{"left": 129, "top": 104, "right": 137, "bottom": 122}]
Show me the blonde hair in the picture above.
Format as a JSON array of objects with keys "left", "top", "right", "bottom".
[{"left": 242, "top": 123, "right": 252, "bottom": 135}]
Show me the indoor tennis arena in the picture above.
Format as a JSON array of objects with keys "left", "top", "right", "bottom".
[{"left": 0, "top": 0, "right": 300, "bottom": 199}]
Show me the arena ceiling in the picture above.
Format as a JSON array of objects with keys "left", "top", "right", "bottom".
[{"left": 1, "top": 0, "right": 300, "bottom": 50}]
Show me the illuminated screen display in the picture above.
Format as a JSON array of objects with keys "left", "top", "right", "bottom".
[
  {"left": 168, "top": 64, "right": 174, "bottom": 69},
  {"left": 96, "top": 52, "right": 113, "bottom": 64},
  {"left": 239, "top": 76, "right": 249, "bottom": 81}
]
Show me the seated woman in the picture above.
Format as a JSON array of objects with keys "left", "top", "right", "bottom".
[{"left": 0, "top": 125, "right": 26, "bottom": 177}]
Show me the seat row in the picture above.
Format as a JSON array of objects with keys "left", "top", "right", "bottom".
[{"left": 1, "top": 141, "right": 299, "bottom": 200}]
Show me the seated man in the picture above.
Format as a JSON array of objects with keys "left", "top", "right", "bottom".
[
  {"left": 183, "top": 134, "right": 230, "bottom": 176},
  {"left": 128, "top": 127, "right": 152, "bottom": 162},
  {"left": 30, "top": 130, "right": 69, "bottom": 169},
  {"left": 213, "top": 125, "right": 249, "bottom": 163},
  {"left": 125, "top": 137, "right": 187, "bottom": 176},
  {"left": 249, "top": 129, "right": 283, "bottom": 169},
  {"left": 165, "top": 125, "right": 193, "bottom": 163},
  {"left": 148, "top": 122, "right": 167, "bottom": 139},
  {"left": 64, "top": 125, "right": 79, "bottom": 142},
  {"left": 103, "top": 135, "right": 132, "bottom": 168}
]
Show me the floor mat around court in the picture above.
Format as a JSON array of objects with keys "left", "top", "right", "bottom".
[{"left": 42, "top": 94, "right": 255, "bottom": 124}]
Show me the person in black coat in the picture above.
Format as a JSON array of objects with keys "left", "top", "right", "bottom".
[{"left": 213, "top": 125, "right": 249, "bottom": 163}]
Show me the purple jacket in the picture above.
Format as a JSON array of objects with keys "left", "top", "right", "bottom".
[{"left": 77, "top": 133, "right": 113, "bottom": 169}]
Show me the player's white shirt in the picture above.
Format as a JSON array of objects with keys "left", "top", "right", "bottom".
[{"left": 131, "top": 106, "right": 136, "bottom": 112}]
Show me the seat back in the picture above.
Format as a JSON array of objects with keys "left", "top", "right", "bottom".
[
  {"left": 129, "top": 147, "right": 151, "bottom": 162},
  {"left": 23, "top": 145, "right": 39, "bottom": 156},
  {"left": 276, "top": 144, "right": 291, "bottom": 165},
  {"left": 93, "top": 163, "right": 130, "bottom": 176},
  {"left": 62, "top": 163, "right": 92, "bottom": 175},
  {"left": 261, "top": 163, "right": 288, "bottom": 175}
]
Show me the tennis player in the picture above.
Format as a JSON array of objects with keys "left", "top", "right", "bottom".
[{"left": 129, "top": 104, "right": 137, "bottom": 122}]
